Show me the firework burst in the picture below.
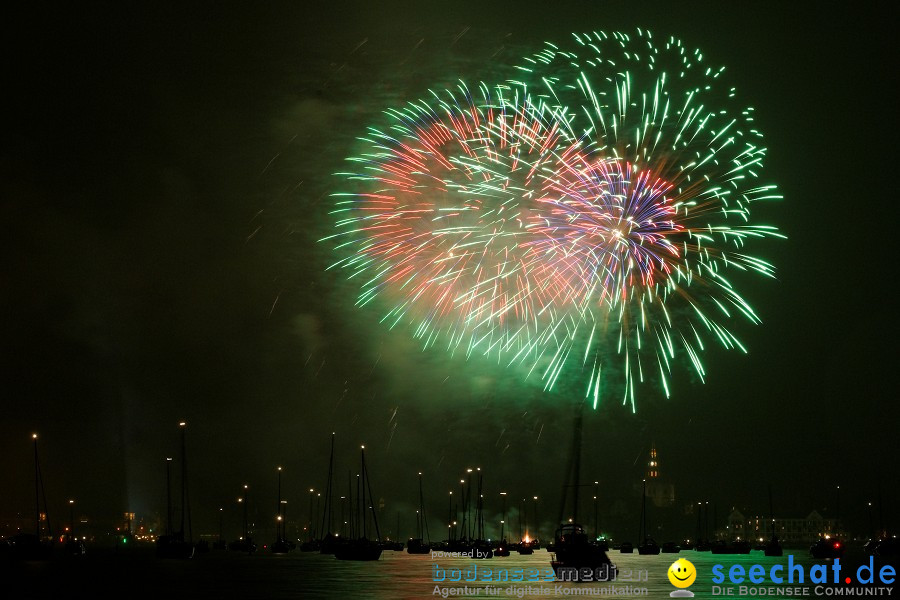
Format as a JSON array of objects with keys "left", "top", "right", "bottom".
[{"left": 325, "top": 29, "right": 783, "bottom": 410}]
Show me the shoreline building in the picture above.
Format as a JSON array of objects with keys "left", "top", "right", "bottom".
[{"left": 726, "top": 509, "right": 844, "bottom": 545}]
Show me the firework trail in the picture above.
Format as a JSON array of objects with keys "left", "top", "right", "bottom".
[{"left": 325, "top": 29, "right": 783, "bottom": 411}]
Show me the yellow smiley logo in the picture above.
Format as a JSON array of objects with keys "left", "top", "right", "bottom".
[{"left": 668, "top": 558, "right": 696, "bottom": 588}]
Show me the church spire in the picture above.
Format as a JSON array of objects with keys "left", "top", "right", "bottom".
[{"left": 646, "top": 443, "right": 659, "bottom": 479}]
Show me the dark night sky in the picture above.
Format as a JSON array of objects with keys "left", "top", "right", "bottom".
[{"left": 2, "top": 1, "right": 897, "bottom": 541}]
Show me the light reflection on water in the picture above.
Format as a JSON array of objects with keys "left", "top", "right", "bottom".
[
  {"left": 8, "top": 547, "right": 872, "bottom": 600},
  {"left": 296, "top": 548, "right": 847, "bottom": 599}
]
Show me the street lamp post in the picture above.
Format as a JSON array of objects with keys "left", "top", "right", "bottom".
[
  {"left": 459, "top": 479, "right": 466, "bottom": 541},
  {"left": 448, "top": 491, "right": 453, "bottom": 542},
  {"left": 165, "top": 458, "right": 173, "bottom": 537}
]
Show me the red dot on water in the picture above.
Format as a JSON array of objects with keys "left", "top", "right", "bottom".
[{"left": 845, "top": 578, "right": 852, "bottom": 584}]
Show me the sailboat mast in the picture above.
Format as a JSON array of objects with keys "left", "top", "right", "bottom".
[
  {"left": 277, "top": 467, "right": 283, "bottom": 539},
  {"left": 521, "top": 498, "right": 527, "bottom": 540},
  {"left": 166, "top": 458, "right": 173, "bottom": 536},
  {"left": 500, "top": 493, "right": 507, "bottom": 540},
  {"left": 179, "top": 422, "right": 187, "bottom": 539},
  {"left": 363, "top": 448, "right": 381, "bottom": 541},
  {"left": 242, "top": 485, "right": 249, "bottom": 540},
  {"left": 348, "top": 471, "right": 354, "bottom": 539},
  {"left": 476, "top": 472, "right": 483, "bottom": 541},
  {"left": 361, "top": 447, "right": 367, "bottom": 539},
  {"left": 423, "top": 473, "right": 428, "bottom": 540},
  {"left": 519, "top": 498, "right": 523, "bottom": 540},
  {"left": 418, "top": 473, "right": 424, "bottom": 540},
  {"left": 704, "top": 502, "right": 709, "bottom": 541},
  {"left": 33, "top": 434, "right": 40, "bottom": 538},
  {"left": 466, "top": 470, "right": 472, "bottom": 540},
  {"left": 696, "top": 502, "right": 702, "bottom": 543},
  {"left": 640, "top": 479, "right": 647, "bottom": 541},
  {"left": 714, "top": 504, "right": 718, "bottom": 542},
  {"left": 459, "top": 479, "right": 466, "bottom": 541},
  {"left": 320, "top": 433, "right": 335, "bottom": 538},
  {"left": 768, "top": 485, "right": 774, "bottom": 540},
  {"left": 572, "top": 402, "right": 584, "bottom": 524}
]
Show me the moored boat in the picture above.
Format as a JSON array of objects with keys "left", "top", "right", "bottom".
[
  {"left": 549, "top": 403, "right": 614, "bottom": 579},
  {"left": 661, "top": 541, "right": 680, "bottom": 553},
  {"left": 407, "top": 472, "right": 432, "bottom": 554},
  {"left": 335, "top": 445, "right": 383, "bottom": 561},
  {"left": 157, "top": 422, "right": 194, "bottom": 559},
  {"left": 636, "top": 479, "right": 660, "bottom": 555},
  {"left": 809, "top": 538, "right": 844, "bottom": 559}
]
